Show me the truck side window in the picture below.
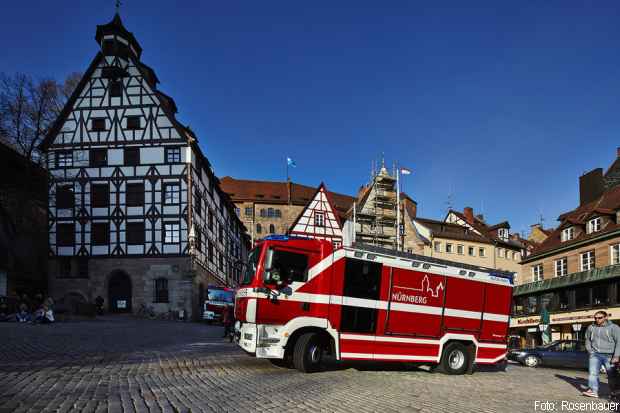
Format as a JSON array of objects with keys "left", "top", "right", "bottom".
[{"left": 269, "top": 249, "right": 309, "bottom": 283}]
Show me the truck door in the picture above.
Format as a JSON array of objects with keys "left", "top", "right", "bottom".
[
  {"left": 337, "top": 258, "right": 382, "bottom": 358},
  {"left": 385, "top": 268, "right": 445, "bottom": 337},
  {"left": 443, "top": 277, "right": 485, "bottom": 333},
  {"left": 256, "top": 246, "right": 320, "bottom": 325},
  {"left": 479, "top": 283, "right": 512, "bottom": 342}
]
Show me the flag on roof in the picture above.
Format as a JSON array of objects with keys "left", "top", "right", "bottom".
[
  {"left": 400, "top": 167, "right": 412, "bottom": 175},
  {"left": 287, "top": 157, "right": 297, "bottom": 168}
]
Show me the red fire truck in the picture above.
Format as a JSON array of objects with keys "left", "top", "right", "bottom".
[
  {"left": 203, "top": 286, "right": 235, "bottom": 323},
  {"left": 235, "top": 235, "right": 513, "bottom": 374}
]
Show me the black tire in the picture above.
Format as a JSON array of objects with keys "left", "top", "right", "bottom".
[
  {"left": 293, "top": 332, "right": 324, "bottom": 373},
  {"left": 439, "top": 342, "right": 471, "bottom": 375},
  {"left": 523, "top": 355, "right": 540, "bottom": 368}
]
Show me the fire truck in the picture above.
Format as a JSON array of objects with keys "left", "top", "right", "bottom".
[
  {"left": 202, "top": 285, "right": 234, "bottom": 323},
  {"left": 234, "top": 235, "right": 513, "bottom": 374}
]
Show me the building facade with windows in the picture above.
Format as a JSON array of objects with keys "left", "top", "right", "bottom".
[
  {"left": 219, "top": 177, "right": 355, "bottom": 244},
  {"left": 40, "top": 13, "right": 248, "bottom": 319},
  {"left": 409, "top": 207, "right": 525, "bottom": 278},
  {"left": 511, "top": 149, "right": 620, "bottom": 346}
]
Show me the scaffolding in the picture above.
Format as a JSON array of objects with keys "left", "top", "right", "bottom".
[{"left": 354, "top": 164, "right": 398, "bottom": 249}]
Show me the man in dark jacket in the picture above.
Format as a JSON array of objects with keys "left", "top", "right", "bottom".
[{"left": 583, "top": 311, "right": 620, "bottom": 398}]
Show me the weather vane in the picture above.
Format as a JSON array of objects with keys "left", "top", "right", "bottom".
[{"left": 115, "top": 0, "right": 122, "bottom": 13}]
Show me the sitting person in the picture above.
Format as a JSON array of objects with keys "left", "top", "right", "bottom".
[
  {"left": 16, "top": 303, "right": 31, "bottom": 323},
  {"left": 34, "top": 304, "right": 54, "bottom": 324},
  {"left": 0, "top": 299, "right": 12, "bottom": 322}
]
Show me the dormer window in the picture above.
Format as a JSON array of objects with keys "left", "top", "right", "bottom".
[
  {"left": 498, "top": 228, "right": 508, "bottom": 241},
  {"left": 561, "top": 227, "right": 574, "bottom": 242},
  {"left": 109, "top": 80, "right": 122, "bottom": 97},
  {"left": 587, "top": 217, "right": 601, "bottom": 234}
]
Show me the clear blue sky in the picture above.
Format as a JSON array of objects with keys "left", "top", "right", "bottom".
[{"left": 2, "top": 1, "right": 619, "bottom": 235}]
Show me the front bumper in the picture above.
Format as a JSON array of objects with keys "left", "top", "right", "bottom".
[
  {"left": 237, "top": 322, "right": 285, "bottom": 359},
  {"left": 507, "top": 351, "right": 527, "bottom": 363}
]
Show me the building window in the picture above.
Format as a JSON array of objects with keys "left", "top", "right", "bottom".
[
  {"left": 208, "top": 241, "right": 214, "bottom": 262},
  {"left": 164, "top": 223, "right": 180, "bottom": 244},
  {"left": 445, "top": 243, "right": 453, "bottom": 253},
  {"left": 275, "top": 209, "right": 282, "bottom": 218},
  {"left": 588, "top": 217, "right": 601, "bottom": 234},
  {"left": 268, "top": 208, "right": 275, "bottom": 218},
  {"left": 498, "top": 228, "right": 508, "bottom": 241},
  {"left": 56, "top": 185, "right": 74, "bottom": 209},
  {"left": 124, "top": 147, "right": 140, "bottom": 166},
  {"left": 91, "top": 222, "right": 110, "bottom": 245},
  {"left": 498, "top": 248, "right": 505, "bottom": 258},
  {"left": 244, "top": 207, "right": 253, "bottom": 217},
  {"left": 126, "top": 222, "right": 145, "bottom": 245},
  {"left": 165, "top": 147, "right": 181, "bottom": 163},
  {"left": 56, "top": 223, "right": 75, "bottom": 246},
  {"left": 457, "top": 244, "right": 464, "bottom": 255},
  {"left": 154, "top": 278, "right": 169, "bottom": 303},
  {"left": 554, "top": 257, "right": 567, "bottom": 277},
  {"left": 581, "top": 250, "right": 595, "bottom": 271},
  {"left": 59, "top": 258, "right": 71, "bottom": 278},
  {"left": 90, "top": 148, "right": 107, "bottom": 167},
  {"left": 219, "top": 254, "right": 224, "bottom": 271},
  {"left": 532, "top": 264, "right": 543, "bottom": 282},
  {"left": 194, "top": 192, "right": 202, "bottom": 217},
  {"left": 479, "top": 247, "right": 486, "bottom": 257},
  {"left": 91, "top": 118, "right": 106, "bottom": 131},
  {"left": 91, "top": 184, "right": 109, "bottom": 208},
  {"left": 260, "top": 209, "right": 266, "bottom": 218},
  {"left": 235, "top": 207, "right": 240, "bottom": 216},
  {"left": 195, "top": 231, "right": 202, "bottom": 252},
  {"left": 218, "top": 224, "right": 224, "bottom": 243},
  {"left": 269, "top": 224, "right": 275, "bottom": 234},
  {"left": 468, "top": 246, "right": 475, "bottom": 256},
  {"left": 256, "top": 223, "right": 262, "bottom": 234},
  {"left": 592, "top": 282, "right": 610, "bottom": 307},
  {"left": 561, "top": 227, "right": 575, "bottom": 242},
  {"left": 612, "top": 244, "right": 620, "bottom": 265},
  {"left": 315, "top": 212, "right": 325, "bottom": 227},
  {"left": 56, "top": 151, "right": 73, "bottom": 168},
  {"left": 433, "top": 241, "right": 441, "bottom": 253},
  {"left": 109, "top": 80, "right": 122, "bottom": 97},
  {"left": 163, "top": 183, "right": 180, "bottom": 205},
  {"left": 334, "top": 240, "right": 342, "bottom": 249},
  {"left": 126, "top": 116, "right": 141, "bottom": 130},
  {"left": 208, "top": 210, "right": 214, "bottom": 231},
  {"left": 126, "top": 183, "right": 144, "bottom": 207}
]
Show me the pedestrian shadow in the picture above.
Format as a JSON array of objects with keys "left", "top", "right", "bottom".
[{"left": 555, "top": 374, "right": 606, "bottom": 394}]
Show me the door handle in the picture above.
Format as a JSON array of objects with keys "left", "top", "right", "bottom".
[{"left": 301, "top": 302, "right": 310, "bottom": 311}]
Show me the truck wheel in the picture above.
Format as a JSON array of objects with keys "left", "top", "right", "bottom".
[
  {"left": 440, "top": 342, "right": 471, "bottom": 375},
  {"left": 293, "top": 332, "right": 324, "bottom": 373}
]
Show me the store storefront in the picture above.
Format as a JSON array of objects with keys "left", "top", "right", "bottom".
[{"left": 510, "top": 265, "right": 620, "bottom": 348}]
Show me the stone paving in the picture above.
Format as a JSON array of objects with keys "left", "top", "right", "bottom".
[{"left": 0, "top": 317, "right": 612, "bottom": 412}]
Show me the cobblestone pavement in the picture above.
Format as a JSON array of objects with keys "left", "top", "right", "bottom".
[{"left": 0, "top": 317, "right": 611, "bottom": 412}]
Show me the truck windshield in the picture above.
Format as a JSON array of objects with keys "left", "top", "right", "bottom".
[{"left": 241, "top": 246, "right": 261, "bottom": 285}]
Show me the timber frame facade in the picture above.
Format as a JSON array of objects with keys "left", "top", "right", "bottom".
[{"left": 40, "top": 13, "right": 248, "bottom": 318}]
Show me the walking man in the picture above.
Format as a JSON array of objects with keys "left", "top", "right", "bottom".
[{"left": 583, "top": 311, "right": 620, "bottom": 398}]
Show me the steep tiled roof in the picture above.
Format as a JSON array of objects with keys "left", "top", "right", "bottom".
[
  {"left": 219, "top": 177, "right": 355, "bottom": 216},
  {"left": 414, "top": 217, "right": 492, "bottom": 244},
  {"left": 448, "top": 209, "right": 524, "bottom": 250},
  {"left": 525, "top": 185, "right": 620, "bottom": 261}
]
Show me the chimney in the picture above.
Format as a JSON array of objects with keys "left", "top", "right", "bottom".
[
  {"left": 463, "top": 207, "right": 474, "bottom": 224},
  {"left": 579, "top": 168, "right": 604, "bottom": 206}
]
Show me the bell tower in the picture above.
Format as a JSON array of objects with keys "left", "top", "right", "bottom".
[{"left": 95, "top": 13, "right": 143, "bottom": 60}]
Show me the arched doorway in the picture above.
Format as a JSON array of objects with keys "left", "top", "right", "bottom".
[{"left": 108, "top": 270, "right": 132, "bottom": 313}]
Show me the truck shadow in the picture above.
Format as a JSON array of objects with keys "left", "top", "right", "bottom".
[{"left": 320, "top": 357, "right": 507, "bottom": 374}]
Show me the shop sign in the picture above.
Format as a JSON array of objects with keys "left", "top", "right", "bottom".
[{"left": 572, "top": 323, "right": 582, "bottom": 332}]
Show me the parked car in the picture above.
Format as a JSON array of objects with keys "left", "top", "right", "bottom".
[{"left": 508, "top": 340, "right": 602, "bottom": 371}]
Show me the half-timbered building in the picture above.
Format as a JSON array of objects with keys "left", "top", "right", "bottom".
[
  {"left": 40, "top": 13, "right": 248, "bottom": 319},
  {"left": 288, "top": 183, "right": 344, "bottom": 248}
]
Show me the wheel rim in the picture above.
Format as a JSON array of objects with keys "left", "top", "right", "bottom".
[
  {"left": 449, "top": 349, "right": 465, "bottom": 370},
  {"left": 525, "top": 356, "right": 537, "bottom": 367},
  {"left": 309, "top": 344, "right": 321, "bottom": 364}
]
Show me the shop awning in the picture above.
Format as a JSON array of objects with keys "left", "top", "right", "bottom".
[{"left": 514, "top": 264, "right": 620, "bottom": 296}]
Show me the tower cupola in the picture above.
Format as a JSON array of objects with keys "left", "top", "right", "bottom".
[{"left": 95, "top": 13, "right": 142, "bottom": 60}]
